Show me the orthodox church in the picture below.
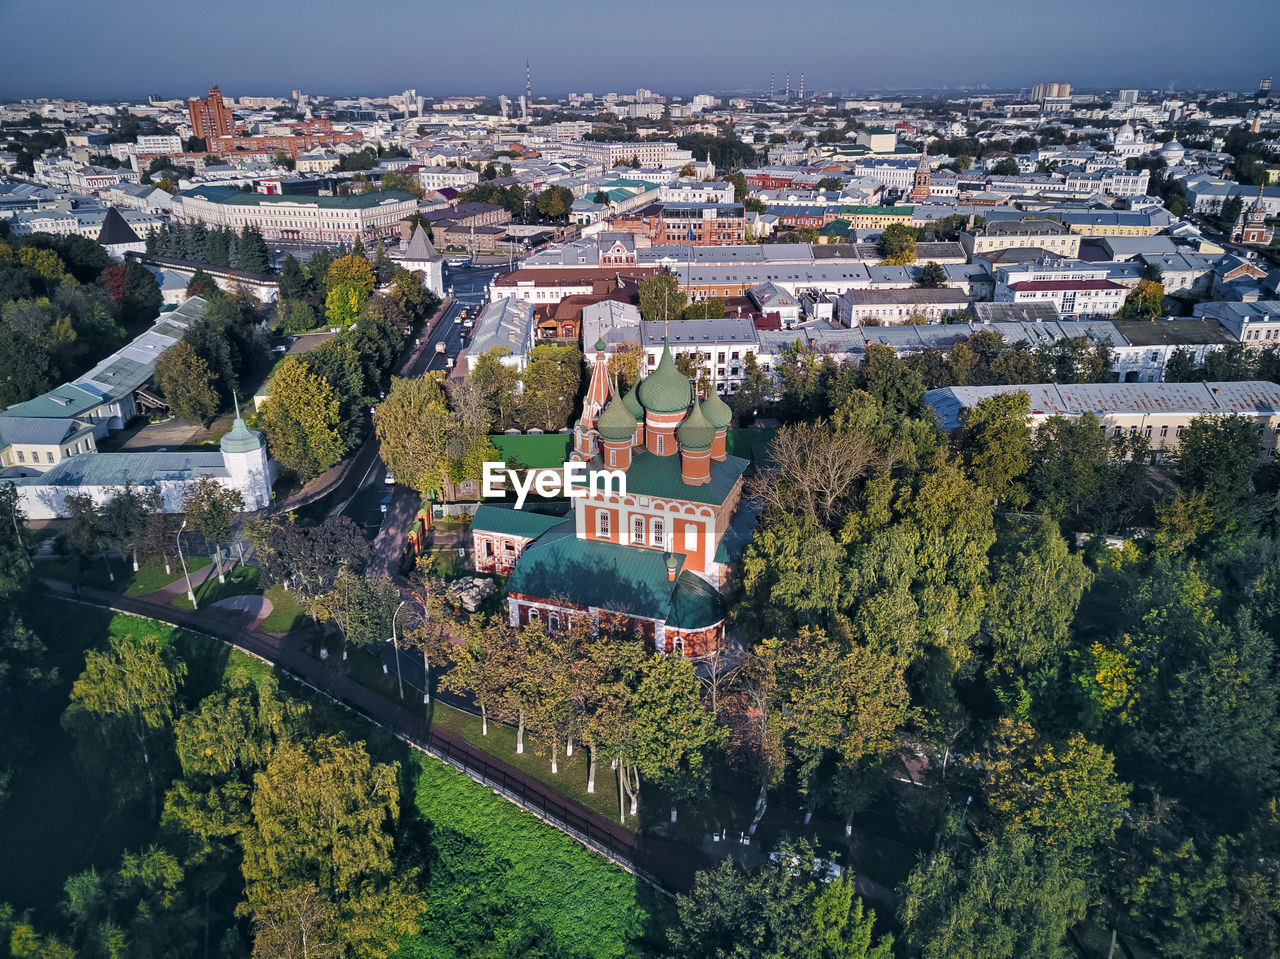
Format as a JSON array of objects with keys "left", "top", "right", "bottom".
[
  {"left": 1233, "top": 185, "right": 1274, "bottom": 247},
  {"left": 474, "top": 336, "right": 753, "bottom": 658}
]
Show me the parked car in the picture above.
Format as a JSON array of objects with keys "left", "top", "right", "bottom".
[{"left": 384, "top": 471, "right": 395, "bottom": 485}]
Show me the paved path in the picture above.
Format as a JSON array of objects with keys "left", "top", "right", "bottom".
[
  {"left": 149, "top": 560, "right": 220, "bottom": 604},
  {"left": 209, "top": 594, "right": 273, "bottom": 629}
]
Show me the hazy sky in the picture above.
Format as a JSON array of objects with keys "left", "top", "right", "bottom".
[{"left": 2, "top": 0, "right": 1277, "bottom": 100}]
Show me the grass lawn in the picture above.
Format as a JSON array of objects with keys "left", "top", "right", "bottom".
[
  {"left": 171, "top": 563, "right": 261, "bottom": 611},
  {"left": 34, "top": 555, "right": 129, "bottom": 591},
  {"left": 327, "top": 644, "right": 624, "bottom": 824},
  {"left": 122, "top": 556, "right": 211, "bottom": 597},
  {"left": 260, "top": 583, "right": 307, "bottom": 633}
]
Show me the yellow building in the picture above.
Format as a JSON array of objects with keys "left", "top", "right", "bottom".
[{"left": 837, "top": 205, "right": 916, "bottom": 230}]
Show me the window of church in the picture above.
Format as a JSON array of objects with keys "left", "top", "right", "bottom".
[
  {"left": 632, "top": 516, "right": 645, "bottom": 544},
  {"left": 597, "top": 510, "right": 611, "bottom": 538},
  {"left": 652, "top": 518, "right": 664, "bottom": 547},
  {"left": 684, "top": 524, "right": 698, "bottom": 551}
]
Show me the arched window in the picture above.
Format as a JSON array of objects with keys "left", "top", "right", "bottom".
[
  {"left": 597, "top": 510, "right": 611, "bottom": 539},
  {"left": 652, "top": 518, "right": 665, "bottom": 548},
  {"left": 528, "top": 608, "right": 540, "bottom": 623},
  {"left": 672, "top": 635, "right": 685, "bottom": 657},
  {"left": 632, "top": 516, "right": 645, "bottom": 544}
]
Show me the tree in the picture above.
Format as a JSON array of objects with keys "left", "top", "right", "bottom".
[
  {"left": 155, "top": 340, "right": 220, "bottom": 424},
  {"left": 533, "top": 186, "right": 574, "bottom": 221},
  {"left": 592, "top": 190, "right": 610, "bottom": 205},
  {"left": 259, "top": 356, "right": 348, "bottom": 482},
  {"left": 990, "top": 157, "right": 1021, "bottom": 176},
  {"left": 1115, "top": 278, "right": 1165, "bottom": 318},
  {"left": 637, "top": 272, "right": 687, "bottom": 324},
  {"left": 959, "top": 392, "right": 1030, "bottom": 506},
  {"left": 443, "top": 615, "right": 515, "bottom": 736},
  {"left": 878, "top": 224, "right": 918, "bottom": 265},
  {"left": 985, "top": 517, "right": 1091, "bottom": 677},
  {"left": 276, "top": 255, "right": 311, "bottom": 302},
  {"left": 322, "top": 255, "right": 376, "bottom": 327},
  {"left": 232, "top": 227, "right": 269, "bottom": 273},
  {"left": 373, "top": 374, "right": 455, "bottom": 499},
  {"left": 1164, "top": 346, "right": 1199, "bottom": 382},
  {"left": 982, "top": 718, "right": 1129, "bottom": 857},
  {"left": 897, "top": 831, "right": 1087, "bottom": 959},
  {"left": 306, "top": 569, "right": 399, "bottom": 657},
  {"left": 668, "top": 842, "right": 893, "bottom": 959},
  {"left": 100, "top": 261, "right": 161, "bottom": 330},
  {"left": 918, "top": 261, "right": 947, "bottom": 288},
  {"left": 519, "top": 344, "right": 582, "bottom": 432},
  {"left": 62, "top": 633, "right": 187, "bottom": 816},
  {"left": 240, "top": 735, "right": 417, "bottom": 958},
  {"left": 182, "top": 475, "right": 243, "bottom": 583},
  {"left": 748, "top": 422, "right": 880, "bottom": 524},
  {"left": 1024, "top": 413, "right": 1107, "bottom": 522}
]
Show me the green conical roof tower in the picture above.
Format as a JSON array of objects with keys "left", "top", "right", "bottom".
[
  {"left": 701, "top": 385, "right": 732, "bottom": 431},
  {"left": 220, "top": 396, "right": 264, "bottom": 455},
  {"left": 597, "top": 384, "right": 639, "bottom": 442},
  {"left": 636, "top": 338, "right": 691, "bottom": 414},
  {"left": 677, "top": 397, "right": 715, "bottom": 452}
]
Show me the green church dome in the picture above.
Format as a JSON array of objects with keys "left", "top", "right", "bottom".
[
  {"left": 677, "top": 398, "right": 715, "bottom": 452},
  {"left": 597, "top": 398, "right": 638, "bottom": 443},
  {"left": 701, "top": 388, "right": 732, "bottom": 431},
  {"left": 636, "top": 339, "right": 691, "bottom": 415},
  {"left": 622, "top": 379, "right": 644, "bottom": 419}
]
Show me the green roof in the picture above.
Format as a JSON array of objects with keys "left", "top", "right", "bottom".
[
  {"left": 636, "top": 339, "right": 692, "bottom": 414},
  {"left": 11, "top": 451, "right": 228, "bottom": 488},
  {"left": 220, "top": 417, "right": 264, "bottom": 455},
  {"left": 701, "top": 389, "right": 732, "bottom": 431},
  {"left": 838, "top": 205, "right": 915, "bottom": 216},
  {"left": 597, "top": 398, "right": 638, "bottom": 443},
  {"left": 181, "top": 185, "right": 417, "bottom": 208},
  {"left": 621, "top": 381, "right": 644, "bottom": 419},
  {"left": 677, "top": 398, "right": 714, "bottom": 452},
  {"left": 504, "top": 527, "right": 724, "bottom": 629},
  {"left": 490, "top": 433, "right": 572, "bottom": 470},
  {"left": 470, "top": 504, "right": 568, "bottom": 539},
  {"left": 623, "top": 449, "right": 748, "bottom": 505},
  {"left": 2, "top": 383, "right": 102, "bottom": 420},
  {"left": 724, "top": 427, "right": 777, "bottom": 469},
  {"left": 667, "top": 572, "right": 726, "bottom": 630}
]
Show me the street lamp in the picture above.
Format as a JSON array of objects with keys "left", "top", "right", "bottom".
[
  {"left": 387, "top": 599, "right": 406, "bottom": 700},
  {"left": 176, "top": 519, "right": 197, "bottom": 609}
]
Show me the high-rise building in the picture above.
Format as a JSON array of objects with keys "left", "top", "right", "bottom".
[
  {"left": 187, "top": 86, "right": 234, "bottom": 141},
  {"left": 1030, "top": 82, "right": 1072, "bottom": 102},
  {"left": 1118, "top": 89, "right": 1140, "bottom": 105},
  {"left": 1259, "top": 77, "right": 1273, "bottom": 99}
]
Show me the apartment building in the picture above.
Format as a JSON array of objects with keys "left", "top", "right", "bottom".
[
  {"left": 171, "top": 185, "right": 418, "bottom": 242},
  {"left": 959, "top": 217, "right": 1082, "bottom": 259},
  {"left": 994, "top": 260, "right": 1128, "bottom": 318},
  {"left": 925, "top": 381, "right": 1280, "bottom": 462}
]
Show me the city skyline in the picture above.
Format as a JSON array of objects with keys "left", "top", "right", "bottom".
[{"left": 3, "top": 0, "right": 1278, "bottom": 101}]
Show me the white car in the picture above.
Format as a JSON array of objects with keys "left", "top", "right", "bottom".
[{"left": 384, "top": 471, "right": 395, "bottom": 485}]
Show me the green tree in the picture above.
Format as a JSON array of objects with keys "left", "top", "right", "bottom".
[
  {"left": 240, "top": 735, "right": 417, "bottom": 958},
  {"left": 990, "top": 157, "right": 1021, "bottom": 176},
  {"left": 373, "top": 374, "right": 455, "bottom": 499},
  {"left": 1115, "top": 278, "right": 1165, "bottom": 318},
  {"left": 917, "top": 261, "right": 947, "bottom": 288},
  {"left": 181, "top": 475, "right": 243, "bottom": 583},
  {"left": 669, "top": 843, "right": 893, "bottom": 959},
  {"left": 259, "top": 356, "right": 348, "bottom": 481},
  {"left": 959, "top": 392, "right": 1030, "bottom": 506},
  {"left": 519, "top": 344, "right": 582, "bottom": 432},
  {"left": 62, "top": 633, "right": 187, "bottom": 815},
  {"left": 637, "top": 272, "right": 687, "bottom": 323},
  {"left": 897, "top": 831, "right": 1087, "bottom": 959},
  {"left": 878, "top": 223, "right": 918, "bottom": 265},
  {"left": 155, "top": 339, "right": 220, "bottom": 424},
  {"left": 985, "top": 517, "right": 1091, "bottom": 677},
  {"left": 322, "top": 255, "right": 376, "bottom": 327}
]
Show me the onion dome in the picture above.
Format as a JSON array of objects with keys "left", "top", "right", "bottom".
[
  {"left": 593, "top": 336, "right": 608, "bottom": 353},
  {"left": 701, "top": 388, "right": 732, "bottom": 431},
  {"left": 677, "top": 397, "right": 715, "bottom": 452},
  {"left": 636, "top": 338, "right": 692, "bottom": 414},
  {"left": 597, "top": 398, "right": 639, "bottom": 443},
  {"left": 622, "top": 379, "right": 644, "bottom": 419}
]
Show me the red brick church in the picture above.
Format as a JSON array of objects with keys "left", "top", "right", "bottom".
[{"left": 472, "top": 337, "right": 752, "bottom": 658}]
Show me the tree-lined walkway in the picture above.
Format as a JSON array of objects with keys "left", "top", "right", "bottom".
[{"left": 36, "top": 576, "right": 675, "bottom": 892}]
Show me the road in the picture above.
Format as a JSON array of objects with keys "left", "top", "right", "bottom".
[{"left": 338, "top": 261, "right": 510, "bottom": 543}]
